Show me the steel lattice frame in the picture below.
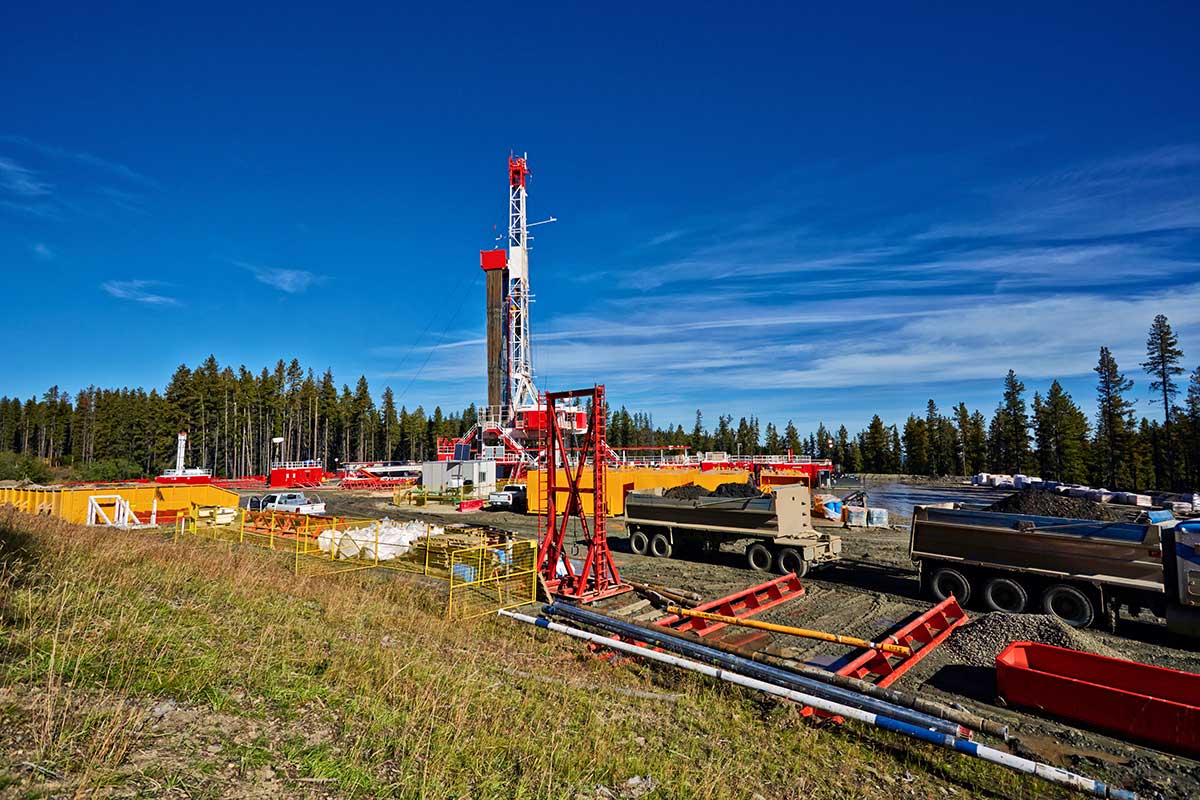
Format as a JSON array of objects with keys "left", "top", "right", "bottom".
[
  {"left": 506, "top": 155, "right": 538, "bottom": 413},
  {"left": 536, "top": 385, "right": 629, "bottom": 603}
]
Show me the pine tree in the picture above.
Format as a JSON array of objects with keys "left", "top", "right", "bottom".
[
  {"left": 814, "top": 423, "right": 831, "bottom": 460},
  {"left": 1093, "top": 346, "right": 1136, "bottom": 488},
  {"left": 783, "top": 420, "right": 801, "bottom": 454},
  {"left": 764, "top": 422, "right": 781, "bottom": 453},
  {"left": 990, "top": 371, "right": 1030, "bottom": 473},
  {"left": 690, "top": 410, "right": 706, "bottom": 452},
  {"left": 835, "top": 425, "right": 850, "bottom": 471},
  {"left": 901, "top": 415, "right": 929, "bottom": 475},
  {"left": 1141, "top": 314, "right": 1185, "bottom": 488},
  {"left": 1184, "top": 366, "right": 1200, "bottom": 487},
  {"left": 861, "top": 415, "right": 890, "bottom": 472},
  {"left": 1032, "top": 380, "right": 1090, "bottom": 483}
]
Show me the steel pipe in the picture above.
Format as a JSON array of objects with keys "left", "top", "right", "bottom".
[
  {"left": 546, "top": 602, "right": 961, "bottom": 737},
  {"left": 501, "top": 609, "right": 1136, "bottom": 800},
  {"left": 649, "top": 614, "right": 1008, "bottom": 740}
]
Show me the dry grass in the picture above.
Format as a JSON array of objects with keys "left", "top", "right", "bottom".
[{"left": 0, "top": 508, "right": 1070, "bottom": 798}]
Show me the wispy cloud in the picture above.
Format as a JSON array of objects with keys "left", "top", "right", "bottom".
[
  {"left": 236, "top": 260, "right": 323, "bottom": 293},
  {"left": 30, "top": 242, "right": 53, "bottom": 260},
  {"left": 644, "top": 229, "right": 688, "bottom": 247},
  {"left": 0, "top": 135, "right": 156, "bottom": 187},
  {"left": 368, "top": 144, "right": 1200, "bottom": 429},
  {"left": 0, "top": 156, "right": 52, "bottom": 197},
  {"left": 101, "top": 280, "right": 179, "bottom": 306},
  {"left": 622, "top": 144, "right": 1200, "bottom": 295}
]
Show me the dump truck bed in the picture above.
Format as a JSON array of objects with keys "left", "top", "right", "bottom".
[
  {"left": 910, "top": 506, "right": 1165, "bottom": 591},
  {"left": 623, "top": 485, "right": 841, "bottom": 573},
  {"left": 622, "top": 494, "right": 781, "bottom": 535}
]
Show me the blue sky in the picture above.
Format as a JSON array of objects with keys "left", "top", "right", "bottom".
[{"left": 2, "top": 3, "right": 1199, "bottom": 433}]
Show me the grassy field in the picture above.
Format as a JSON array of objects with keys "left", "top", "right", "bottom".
[{"left": 0, "top": 508, "right": 1069, "bottom": 799}]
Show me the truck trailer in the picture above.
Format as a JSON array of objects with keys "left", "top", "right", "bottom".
[
  {"left": 622, "top": 483, "right": 841, "bottom": 576},
  {"left": 910, "top": 506, "right": 1200, "bottom": 637}
]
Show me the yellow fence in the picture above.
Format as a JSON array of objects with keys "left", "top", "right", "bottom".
[
  {"left": 175, "top": 508, "right": 535, "bottom": 618},
  {"left": 447, "top": 539, "right": 538, "bottom": 621}
]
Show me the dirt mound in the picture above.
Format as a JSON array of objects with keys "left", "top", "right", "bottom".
[
  {"left": 663, "top": 484, "right": 710, "bottom": 500},
  {"left": 984, "top": 489, "right": 1138, "bottom": 522},
  {"left": 663, "top": 482, "right": 761, "bottom": 500},
  {"left": 937, "top": 613, "right": 1121, "bottom": 668},
  {"left": 712, "top": 482, "right": 761, "bottom": 498}
]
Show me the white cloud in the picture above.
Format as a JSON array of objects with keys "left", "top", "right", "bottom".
[
  {"left": 371, "top": 145, "right": 1200, "bottom": 426},
  {"left": 30, "top": 242, "right": 53, "bottom": 260},
  {"left": 101, "top": 280, "right": 178, "bottom": 306},
  {"left": 0, "top": 156, "right": 51, "bottom": 197},
  {"left": 0, "top": 135, "right": 156, "bottom": 187},
  {"left": 644, "top": 229, "right": 687, "bottom": 247},
  {"left": 237, "top": 261, "right": 323, "bottom": 293}
]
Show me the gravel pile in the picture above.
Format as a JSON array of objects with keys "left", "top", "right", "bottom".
[
  {"left": 711, "top": 481, "right": 761, "bottom": 498},
  {"left": 663, "top": 482, "right": 762, "bottom": 500},
  {"left": 663, "top": 484, "right": 711, "bottom": 500},
  {"left": 937, "top": 612, "right": 1120, "bottom": 667},
  {"left": 985, "top": 489, "right": 1139, "bottom": 522}
]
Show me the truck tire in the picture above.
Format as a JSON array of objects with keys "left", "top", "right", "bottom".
[
  {"left": 745, "top": 542, "right": 773, "bottom": 572},
  {"left": 930, "top": 567, "right": 972, "bottom": 605},
  {"left": 649, "top": 532, "right": 672, "bottom": 559},
  {"left": 1042, "top": 584, "right": 1094, "bottom": 628},
  {"left": 629, "top": 529, "right": 649, "bottom": 556},
  {"left": 983, "top": 577, "right": 1028, "bottom": 614},
  {"left": 776, "top": 547, "right": 809, "bottom": 578}
]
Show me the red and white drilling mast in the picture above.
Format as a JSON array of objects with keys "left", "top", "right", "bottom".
[
  {"left": 438, "top": 153, "right": 584, "bottom": 472},
  {"left": 506, "top": 155, "right": 538, "bottom": 412}
]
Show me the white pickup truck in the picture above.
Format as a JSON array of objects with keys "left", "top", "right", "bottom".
[
  {"left": 246, "top": 492, "right": 327, "bottom": 515},
  {"left": 487, "top": 484, "right": 528, "bottom": 513}
]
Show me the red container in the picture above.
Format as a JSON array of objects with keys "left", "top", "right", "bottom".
[
  {"left": 996, "top": 641, "right": 1200, "bottom": 755},
  {"left": 268, "top": 466, "right": 324, "bottom": 488}
]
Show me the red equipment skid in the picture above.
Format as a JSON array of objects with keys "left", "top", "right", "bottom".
[
  {"left": 536, "top": 385, "right": 630, "bottom": 603},
  {"left": 834, "top": 595, "right": 967, "bottom": 687},
  {"left": 655, "top": 574, "right": 807, "bottom": 636}
]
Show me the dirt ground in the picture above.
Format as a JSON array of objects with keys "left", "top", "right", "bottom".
[{"left": 307, "top": 484, "right": 1200, "bottom": 799}]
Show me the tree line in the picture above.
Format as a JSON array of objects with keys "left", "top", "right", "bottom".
[
  {"left": 2, "top": 315, "right": 1198, "bottom": 492},
  {"left": 0, "top": 357, "right": 481, "bottom": 482}
]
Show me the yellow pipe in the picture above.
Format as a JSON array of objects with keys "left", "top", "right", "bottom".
[{"left": 665, "top": 606, "right": 913, "bottom": 657}]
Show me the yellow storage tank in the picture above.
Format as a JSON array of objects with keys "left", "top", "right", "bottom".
[{"left": 525, "top": 468, "right": 751, "bottom": 516}]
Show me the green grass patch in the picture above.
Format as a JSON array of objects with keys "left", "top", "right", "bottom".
[{"left": 0, "top": 508, "right": 1074, "bottom": 798}]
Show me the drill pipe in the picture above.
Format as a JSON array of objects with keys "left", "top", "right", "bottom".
[
  {"left": 628, "top": 580, "right": 702, "bottom": 604},
  {"left": 501, "top": 609, "right": 1135, "bottom": 800},
  {"left": 628, "top": 605, "right": 1005, "bottom": 739},
  {"left": 545, "top": 602, "right": 963, "bottom": 737}
]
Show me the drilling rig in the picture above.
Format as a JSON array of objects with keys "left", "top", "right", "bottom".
[{"left": 437, "top": 154, "right": 585, "bottom": 476}]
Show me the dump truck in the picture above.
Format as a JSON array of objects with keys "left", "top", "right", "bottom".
[
  {"left": 910, "top": 506, "right": 1200, "bottom": 637},
  {"left": 622, "top": 483, "right": 841, "bottom": 576}
]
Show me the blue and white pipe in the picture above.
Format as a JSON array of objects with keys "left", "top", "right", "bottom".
[
  {"left": 499, "top": 609, "right": 1137, "bottom": 800},
  {"left": 546, "top": 600, "right": 963, "bottom": 737}
]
